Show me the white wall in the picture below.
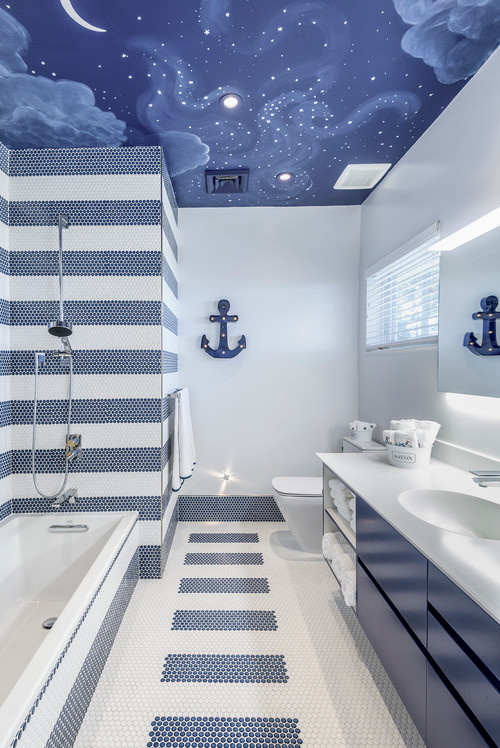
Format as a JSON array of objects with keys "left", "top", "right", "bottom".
[
  {"left": 179, "top": 206, "right": 360, "bottom": 495},
  {"left": 359, "top": 48, "right": 500, "bottom": 466}
]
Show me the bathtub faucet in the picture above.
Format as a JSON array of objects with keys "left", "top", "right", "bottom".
[{"left": 51, "top": 488, "right": 78, "bottom": 508}]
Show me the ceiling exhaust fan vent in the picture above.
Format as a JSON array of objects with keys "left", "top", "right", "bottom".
[
  {"left": 205, "top": 169, "right": 249, "bottom": 194},
  {"left": 334, "top": 163, "right": 392, "bottom": 190}
]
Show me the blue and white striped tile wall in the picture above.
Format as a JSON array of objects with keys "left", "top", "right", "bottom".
[
  {"left": 0, "top": 140, "right": 10, "bottom": 521},
  {"left": 3, "top": 143, "right": 178, "bottom": 578},
  {"left": 161, "top": 152, "right": 180, "bottom": 576}
]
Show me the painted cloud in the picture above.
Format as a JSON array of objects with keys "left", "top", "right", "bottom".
[
  {"left": 393, "top": 0, "right": 500, "bottom": 83},
  {"left": 0, "top": 8, "right": 126, "bottom": 148}
]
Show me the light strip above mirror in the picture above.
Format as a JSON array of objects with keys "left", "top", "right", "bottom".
[{"left": 429, "top": 206, "right": 500, "bottom": 252}]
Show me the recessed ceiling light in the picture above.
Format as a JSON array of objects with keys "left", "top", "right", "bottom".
[
  {"left": 220, "top": 93, "right": 241, "bottom": 109},
  {"left": 276, "top": 172, "right": 294, "bottom": 182}
]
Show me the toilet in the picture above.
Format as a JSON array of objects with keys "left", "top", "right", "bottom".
[{"left": 272, "top": 476, "right": 323, "bottom": 554}]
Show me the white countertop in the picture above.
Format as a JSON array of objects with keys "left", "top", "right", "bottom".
[{"left": 317, "top": 451, "right": 500, "bottom": 625}]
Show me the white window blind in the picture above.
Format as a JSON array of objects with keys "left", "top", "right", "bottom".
[{"left": 366, "top": 226, "right": 440, "bottom": 350}]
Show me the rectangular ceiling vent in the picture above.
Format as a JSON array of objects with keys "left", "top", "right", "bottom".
[
  {"left": 334, "top": 163, "right": 391, "bottom": 190},
  {"left": 205, "top": 169, "right": 249, "bottom": 194}
]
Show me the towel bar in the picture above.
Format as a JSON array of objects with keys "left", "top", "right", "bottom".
[{"left": 167, "top": 390, "right": 181, "bottom": 399}]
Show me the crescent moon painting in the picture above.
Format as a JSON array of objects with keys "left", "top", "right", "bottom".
[{"left": 59, "top": 0, "right": 106, "bottom": 32}]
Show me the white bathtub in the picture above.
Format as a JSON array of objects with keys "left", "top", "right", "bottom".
[{"left": 0, "top": 512, "right": 139, "bottom": 748}]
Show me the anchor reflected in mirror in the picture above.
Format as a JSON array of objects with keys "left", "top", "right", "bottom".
[
  {"left": 201, "top": 299, "right": 246, "bottom": 359},
  {"left": 464, "top": 295, "right": 500, "bottom": 356}
]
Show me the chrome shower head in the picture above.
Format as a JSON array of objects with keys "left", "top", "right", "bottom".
[{"left": 48, "top": 320, "right": 73, "bottom": 337}]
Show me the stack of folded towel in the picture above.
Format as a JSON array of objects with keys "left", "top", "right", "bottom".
[
  {"left": 322, "top": 531, "right": 356, "bottom": 608},
  {"left": 382, "top": 419, "right": 441, "bottom": 449},
  {"left": 329, "top": 478, "right": 356, "bottom": 532}
]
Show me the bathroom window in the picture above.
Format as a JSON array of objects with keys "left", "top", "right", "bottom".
[{"left": 365, "top": 223, "right": 440, "bottom": 350}]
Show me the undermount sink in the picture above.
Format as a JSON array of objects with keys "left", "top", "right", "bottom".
[{"left": 398, "top": 489, "right": 500, "bottom": 540}]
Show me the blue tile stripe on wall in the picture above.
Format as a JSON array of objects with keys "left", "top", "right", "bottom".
[
  {"left": 10, "top": 398, "right": 161, "bottom": 424},
  {"left": 0, "top": 195, "right": 8, "bottom": 225},
  {"left": 161, "top": 654, "right": 288, "bottom": 683},
  {"left": 162, "top": 255, "right": 178, "bottom": 298},
  {"left": 163, "top": 213, "right": 178, "bottom": 260},
  {"left": 162, "top": 351, "right": 178, "bottom": 374},
  {"left": 9, "top": 200, "right": 161, "bottom": 226},
  {"left": 178, "top": 496, "right": 285, "bottom": 522},
  {"left": 13, "top": 496, "right": 162, "bottom": 520},
  {"left": 3, "top": 350, "right": 162, "bottom": 376},
  {"left": 0, "top": 247, "right": 8, "bottom": 275},
  {"left": 0, "top": 141, "right": 8, "bottom": 175},
  {"left": 9, "top": 251, "right": 162, "bottom": 276},
  {"left": 171, "top": 610, "right": 278, "bottom": 631},
  {"left": 178, "top": 578, "right": 271, "bottom": 594},
  {"left": 14, "top": 447, "right": 161, "bottom": 473},
  {"left": 162, "top": 151, "right": 178, "bottom": 224},
  {"left": 9, "top": 146, "right": 161, "bottom": 177},
  {"left": 146, "top": 716, "right": 301, "bottom": 747},
  {"left": 0, "top": 451, "right": 12, "bottom": 480},
  {"left": 0, "top": 400, "right": 11, "bottom": 427},
  {"left": 162, "top": 395, "right": 175, "bottom": 422},
  {"left": 163, "top": 302, "right": 178, "bottom": 335},
  {"left": 10, "top": 300, "right": 161, "bottom": 326},
  {"left": 0, "top": 500, "right": 11, "bottom": 522}
]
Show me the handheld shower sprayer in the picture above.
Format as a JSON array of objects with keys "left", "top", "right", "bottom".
[{"left": 48, "top": 214, "right": 73, "bottom": 356}]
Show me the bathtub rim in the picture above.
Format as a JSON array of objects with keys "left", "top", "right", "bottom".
[{"left": 0, "top": 510, "right": 138, "bottom": 747}]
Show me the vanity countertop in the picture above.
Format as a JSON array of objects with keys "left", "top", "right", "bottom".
[{"left": 317, "top": 451, "right": 500, "bottom": 625}]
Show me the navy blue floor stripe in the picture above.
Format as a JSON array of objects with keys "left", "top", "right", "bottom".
[
  {"left": 184, "top": 552, "right": 264, "bottom": 566},
  {"left": 147, "top": 717, "right": 302, "bottom": 746},
  {"left": 161, "top": 654, "right": 288, "bottom": 683},
  {"left": 188, "top": 532, "right": 259, "bottom": 543},
  {"left": 171, "top": 610, "right": 277, "bottom": 631},
  {"left": 178, "top": 578, "right": 270, "bottom": 594}
]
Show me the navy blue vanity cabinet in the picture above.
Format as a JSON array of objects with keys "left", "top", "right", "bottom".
[
  {"left": 427, "top": 563, "right": 500, "bottom": 747},
  {"left": 356, "top": 496, "right": 428, "bottom": 740},
  {"left": 356, "top": 495, "right": 428, "bottom": 645}
]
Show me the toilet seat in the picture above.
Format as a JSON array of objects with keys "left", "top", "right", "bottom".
[{"left": 271, "top": 477, "right": 322, "bottom": 497}]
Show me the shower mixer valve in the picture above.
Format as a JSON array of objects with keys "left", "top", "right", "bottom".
[{"left": 66, "top": 434, "right": 82, "bottom": 462}]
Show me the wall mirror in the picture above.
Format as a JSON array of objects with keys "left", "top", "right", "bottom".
[{"left": 438, "top": 224, "right": 500, "bottom": 397}]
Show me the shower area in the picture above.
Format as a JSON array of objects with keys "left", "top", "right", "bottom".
[{"left": 0, "top": 142, "right": 180, "bottom": 578}]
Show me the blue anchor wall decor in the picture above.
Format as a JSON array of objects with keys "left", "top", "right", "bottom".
[
  {"left": 201, "top": 299, "right": 246, "bottom": 358},
  {"left": 463, "top": 295, "right": 500, "bottom": 356}
]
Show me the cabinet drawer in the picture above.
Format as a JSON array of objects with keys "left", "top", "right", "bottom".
[
  {"left": 427, "top": 661, "right": 490, "bottom": 748},
  {"left": 428, "top": 610, "right": 500, "bottom": 745},
  {"left": 428, "top": 563, "right": 500, "bottom": 683},
  {"left": 357, "top": 561, "right": 426, "bottom": 740},
  {"left": 356, "top": 496, "right": 427, "bottom": 645}
]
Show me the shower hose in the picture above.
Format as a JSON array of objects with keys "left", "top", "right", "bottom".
[{"left": 32, "top": 352, "right": 73, "bottom": 499}]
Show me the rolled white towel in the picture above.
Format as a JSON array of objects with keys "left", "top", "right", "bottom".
[
  {"left": 394, "top": 430, "right": 419, "bottom": 448},
  {"left": 331, "top": 543, "right": 355, "bottom": 579},
  {"left": 382, "top": 429, "right": 396, "bottom": 445},
  {"left": 350, "top": 516, "right": 356, "bottom": 533},
  {"left": 342, "top": 569, "right": 357, "bottom": 608},
  {"left": 322, "top": 533, "right": 335, "bottom": 560},
  {"left": 334, "top": 497, "right": 353, "bottom": 522},
  {"left": 348, "top": 498, "right": 355, "bottom": 513},
  {"left": 390, "top": 419, "right": 417, "bottom": 431}
]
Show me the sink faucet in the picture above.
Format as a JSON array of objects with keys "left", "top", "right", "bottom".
[
  {"left": 51, "top": 488, "right": 78, "bottom": 508},
  {"left": 470, "top": 470, "right": 500, "bottom": 488}
]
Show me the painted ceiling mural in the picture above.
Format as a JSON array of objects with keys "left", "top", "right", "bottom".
[{"left": 0, "top": 0, "right": 499, "bottom": 206}]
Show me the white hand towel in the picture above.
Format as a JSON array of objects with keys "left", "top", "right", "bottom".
[
  {"left": 382, "top": 429, "right": 396, "bottom": 445},
  {"left": 394, "top": 430, "right": 419, "bottom": 448},
  {"left": 348, "top": 498, "right": 355, "bottom": 513},
  {"left": 172, "top": 388, "right": 196, "bottom": 492},
  {"left": 350, "top": 517, "right": 356, "bottom": 533},
  {"left": 329, "top": 477, "right": 353, "bottom": 502},
  {"left": 333, "top": 496, "right": 353, "bottom": 522}
]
